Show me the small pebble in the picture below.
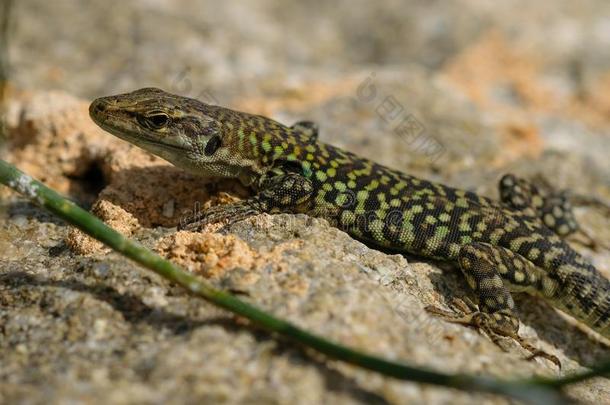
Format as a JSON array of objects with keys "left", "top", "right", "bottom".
[
  {"left": 12, "top": 215, "right": 28, "bottom": 228},
  {"left": 162, "top": 199, "right": 175, "bottom": 218}
]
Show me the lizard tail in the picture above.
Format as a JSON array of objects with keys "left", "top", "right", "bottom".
[{"left": 554, "top": 263, "right": 610, "bottom": 338}]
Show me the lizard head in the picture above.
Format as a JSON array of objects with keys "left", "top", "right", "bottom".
[{"left": 89, "top": 87, "right": 250, "bottom": 179}]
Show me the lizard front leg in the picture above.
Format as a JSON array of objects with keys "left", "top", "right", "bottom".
[
  {"left": 290, "top": 120, "right": 319, "bottom": 141},
  {"left": 180, "top": 172, "right": 314, "bottom": 231},
  {"left": 426, "top": 242, "right": 561, "bottom": 367}
]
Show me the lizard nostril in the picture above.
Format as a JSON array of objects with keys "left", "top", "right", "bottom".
[{"left": 89, "top": 100, "right": 107, "bottom": 117}]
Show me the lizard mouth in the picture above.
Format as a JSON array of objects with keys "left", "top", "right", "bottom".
[
  {"left": 89, "top": 98, "right": 189, "bottom": 153},
  {"left": 98, "top": 119, "right": 190, "bottom": 153},
  {"left": 129, "top": 135, "right": 189, "bottom": 153}
]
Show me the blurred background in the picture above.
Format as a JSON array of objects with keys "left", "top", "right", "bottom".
[{"left": 6, "top": 1, "right": 610, "bottom": 96}]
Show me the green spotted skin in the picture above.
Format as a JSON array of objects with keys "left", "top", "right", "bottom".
[{"left": 90, "top": 88, "right": 610, "bottom": 344}]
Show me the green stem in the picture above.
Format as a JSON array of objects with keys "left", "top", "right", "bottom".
[
  {"left": 529, "top": 359, "right": 610, "bottom": 388},
  {"left": 0, "top": 0, "right": 12, "bottom": 146},
  {"left": 0, "top": 158, "right": 607, "bottom": 404}
]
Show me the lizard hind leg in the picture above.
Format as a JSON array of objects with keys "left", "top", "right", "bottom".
[
  {"left": 426, "top": 242, "right": 561, "bottom": 368},
  {"left": 499, "top": 174, "right": 579, "bottom": 238}
]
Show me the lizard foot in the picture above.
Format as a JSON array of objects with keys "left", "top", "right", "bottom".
[
  {"left": 179, "top": 203, "right": 261, "bottom": 231},
  {"left": 425, "top": 300, "right": 561, "bottom": 368}
]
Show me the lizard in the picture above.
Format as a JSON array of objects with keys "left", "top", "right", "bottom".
[{"left": 89, "top": 87, "right": 610, "bottom": 366}]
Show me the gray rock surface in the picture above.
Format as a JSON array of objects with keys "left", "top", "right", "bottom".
[{"left": 1, "top": 1, "right": 610, "bottom": 404}]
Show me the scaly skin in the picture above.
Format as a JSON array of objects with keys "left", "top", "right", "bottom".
[{"left": 90, "top": 87, "right": 610, "bottom": 365}]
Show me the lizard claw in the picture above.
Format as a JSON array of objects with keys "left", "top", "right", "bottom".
[
  {"left": 179, "top": 203, "right": 260, "bottom": 231},
  {"left": 424, "top": 301, "right": 477, "bottom": 325},
  {"left": 449, "top": 297, "right": 478, "bottom": 314},
  {"left": 516, "top": 335, "right": 562, "bottom": 369},
  {"left": 425, "top": 296, "right": 478, "bottom": 321},
  {"left": 426, "top": 301, "right": 561, "bottom": 368}
]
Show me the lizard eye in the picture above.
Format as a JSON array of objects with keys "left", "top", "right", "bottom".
[
  {"left": 138, "top": 112, "right": 170, "bottom": 129},
  {"left": 148, "top": 113, "right": 170, "bottom": 128},
  {"left": 204, "top": 135, "right": 222, "bottom": 156}
]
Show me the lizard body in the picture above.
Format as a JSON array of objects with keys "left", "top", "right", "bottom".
[{"left": 90, "top": 88, "right": 610, "bottom": 362}]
